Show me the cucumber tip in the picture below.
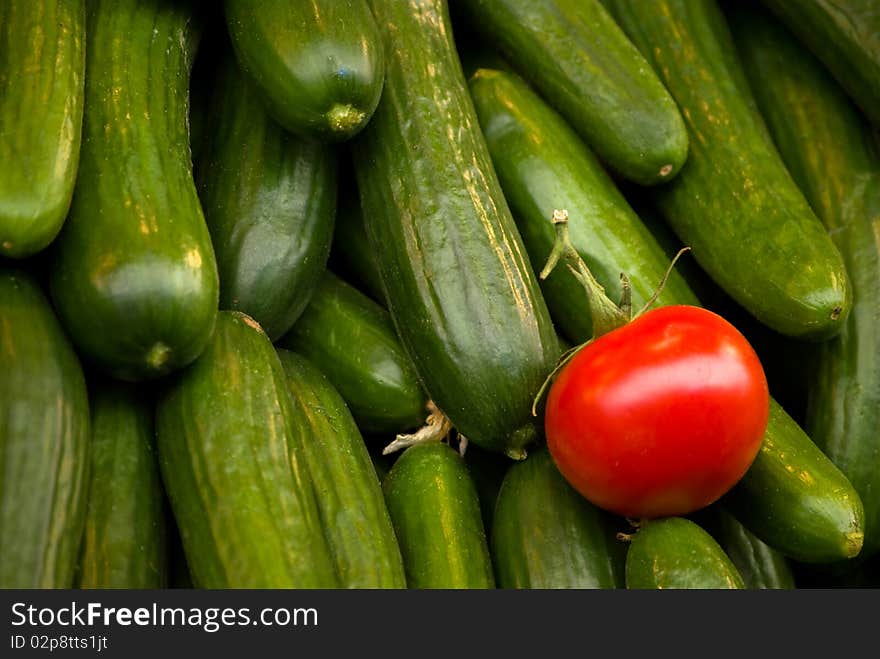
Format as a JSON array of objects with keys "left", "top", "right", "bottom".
[{"left": 145, "top": 342, "right": 171, "bottom": 371}]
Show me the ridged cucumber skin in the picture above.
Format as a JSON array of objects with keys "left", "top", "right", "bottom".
[
  {"left": 224, "top": 0, "right": 384, "bottom": 142},
  {"left": 0, "top": 0, "right": 85, "bottom": 259},
  {"left": 197, "top": 52, "right": 337, "bottom": 341},
  {"left": 759, "top": 0, "right": 880, "bottom": 126},
  {"left": 277, "top": 350, "right": 406, "bottom": 588},
  {"left": 352, "top": 0, "right": 561, "bottom": 457},
  {"left": 277, "top": 272, "right": 427, "bottom": 435},
  {"left": 77, "top": 382, "right": 167, "bottom": 589},
  {"left": 469, "top": 68, "right": 699, "bottom": 343},
  {"left": 728, "top": 3, "right": 880, "bottom": 560},
  {"left": 626, "top": 518, "right": 745, "bottom": 589},
  {"left": 491, "top": 448, "right": 624, "bottom": 589},
  {"left": 604, "top": 0, "right": 851, "bottom": 340},
  {"left": 0, "top": 269, "right": 90, "bottom": 588},
  {"left": 382, "top": 442, "right": 495, "bottom": 589},
  {"left": 156, "top": 311, "right": 338, "bottom": 589},
  {"left": 722, "top": 399, "right": 864, "bottom": 564},
  {"left": 456, "top": 0, "right": 687, "bottom": 186},
  {"left": 49, "top": 0, "right": 219, "bottom": 382}
]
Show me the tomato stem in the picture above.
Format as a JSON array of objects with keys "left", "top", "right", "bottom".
[{"left": 633, "top": 246, "right": 692, "bottom": 319}]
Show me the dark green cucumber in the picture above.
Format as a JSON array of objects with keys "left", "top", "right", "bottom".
[
  {"left": 759, "top": 0, "right": 880, "bottom": 126},
  {"left": 464, "top": 443, "right": 511, "bottom": 532},
  {"left": 722, "top": 399, "right": 864, "bottom": 564},
  {"left": 197, "top": 51, "right": 337, "bottom": 340},
  {"left": 77, "top": 381, "right": 167, "bottom": 589},
  {"left": 352, "top": 0, "right": 561, "bottom": 458},
  {"left": 49, "top": 0, "right": 219, "bottom": 381},
  {"left": 468, "top": 67, "right": 699, "bottom": 343},
  {"left": 604, "top": 0, "right": 851, "bottom": 340},
  {"left": 456, "top": 0, "right": 687, "bottom": 185},
  {"left": 278, "top": 272, "right": 427, "bottom": 435},
  {"left": 728, "top": 2, "right": 880, "bottom": 559},
  {"left": 0, "top": 0, "right": 85, "bottom": 259},
  {"left": 0, "top": 269, "right": 90, "bottom": 588},
  {"left": 224, "top": 0, "right": 384, "bottom": 142},
  {"left": 491, "top": 448, "right": 624, "bottom": 589},
  {"left": 156, "top": 311, "right": 338, "bottom": 588},
  {"left": 697, "top": 507, "right": 795, "bottom": 589},
  {"left": 626, "top": 517, "right": 745, "bottom": 589},
  {"left": 382, "top": 442, "right": 495, "bottom": 589},
  {"left": 277, "top": 350, "right": 406, "bottom": 588}
]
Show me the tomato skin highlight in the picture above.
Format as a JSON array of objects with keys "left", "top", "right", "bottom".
[{"left": 544, "top": 305, "right": 769, "bottom": 519}]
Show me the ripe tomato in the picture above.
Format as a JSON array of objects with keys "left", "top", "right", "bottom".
[{"left": 544, "top": 304, "right": 769, "bottom": 519}]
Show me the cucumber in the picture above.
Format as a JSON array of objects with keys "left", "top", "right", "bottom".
[
  {"left": 464, "top": 443, "right": 510, "bottom": 532},
  {"left": 722, "top": 399, "right": 864, "bottom": 564},
  {"left": 382, "top": 442, "right": 495, "bottom": 589},
  {"left": 728, "top": 2, "right": 880, "bottom": 559},
  {"left": 468, "top": 67, "right": 699, "bottom": 343},
  {"left": 626, "top": 517, "right": 745, "bottom": 589},
  {"left": 156, "top": 311, "right": 338, "bottom": 588},
  {"left": 49, "top": 0, "right": 219, "bottom": 381},
  {"left": 0, "top": 0, "right": 85, "bottom": 259},
  {"left": 604, "top": 0, "right": 851, "bottom": 340},
  {"left": 491, "top": 448, "right": 624, "bottom": 589},
  {"left": 277, "top": 272, "right": 427, "bottom": 435},
  {"left": 759, "top": 0, "right": 880, "bottom": 126},
  {"left": 455, "top": 0, "right": 687, "bottom": 186},
  {"left": 0, "top": 269, "right": 90, "bottom": 588},
  {"left": 277, "top": 350, "right": 406, "bottom": 588},
  {"left": 77, "top": 381, "right": 167, "bottom": 589},
  {"left": 224, "top": 0, "right": 384, "bottom": 142},
  {"left": 352, "top": 0, "right": 561, "bottom": 458},
  {"left": 196, "top": 50, "right": 337, "bottom": 341}
]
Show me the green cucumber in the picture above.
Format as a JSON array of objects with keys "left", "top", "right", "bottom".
[
  {"left": 278, "top": 272, "right": 427, "bottom": 435},
  {"left": 722, "top": 399, "right": 864, "bottom": 564},
  {"left": 0, "top": 269, "right": 90, "bottom": 588},
  {"left": 626, "top": 517, "right": 745, "bottom": 589},
  {"left": 156, "top": 311, "right": 338, "bottom": 588},
  {"left": 491, "top": 447, "right": 624, "bottom": 589},
  {"left": 468, "top": 67, "right": 699, "bottom": 343},
  {"left": 604, "top": 0, "right": 851, "bottom": 340},
  {"left": 759, "top": 0, "right": 880, "bottom": 126},
  {"left": 0, "top": 0, "right": 85, "bottom": 259},
  {"left": 49, "top": 0, "right": 219, "bottom": 381},
  {"left": 277, "top": 350, "right": 406, "bottom": 588},
  {"left": 728, "top": 2, "right": 880, "bottom": 559},
  {"left": 224, "top": 0, "right": 384, "bottom": 142},
  {"left": 196, "top": 51, "right": 337, "bottom": 341},
  {"left": 464, "top": 443, "right": 510, "bottom": 532},
  {"left": 77, "top": 381, "right": 167, "bottom": 589},
  {"left": 352, "top": 0, "right": 561, "bottom": 458},
  {"left": 455, "top": 0, "right": 687, "bottom": 185},
  {"left": 382, "top": 442, "right": 495, "bottom": 589}
]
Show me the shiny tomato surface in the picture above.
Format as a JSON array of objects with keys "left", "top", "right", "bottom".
[{"left": 544, "top": 305, "right": 769, "bottom": 519}]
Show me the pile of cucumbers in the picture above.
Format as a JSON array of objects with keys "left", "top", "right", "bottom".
[{"left": 1, "top": 0, "right": 878, "bottom": 590}]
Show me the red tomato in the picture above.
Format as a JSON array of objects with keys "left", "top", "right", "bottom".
[{"left": 544, "top": 305, "right": 769, "bottom": 519}]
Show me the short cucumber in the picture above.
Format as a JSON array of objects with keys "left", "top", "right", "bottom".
[
  {"left": 49, "top": 0, "right": 219, "bottom": 381},
  {"left": 0, "top": 269, "right": 90, "bottom": 588},
  {"left": 464, "top": 443, "right": 511, "bottom": 532},
  {"left": 224, "top": 0, "right": 384, "bottom": 142},
  {"left": 759, "top": 0, "right": 880, "bottom": 126},
  {"left": 156, "top": 311, "right": 338, "bottom": 588},
  {"left": 468, "top": 67, "right": 699, "bottom": 343},
  {"left": 0, "top": 0, "right": 85, "bottom": 259},
  {"left": 728, "top": 1, "right": 880, "bottom": 560},
  {"left": 196, "top": 50, "right": 337, "bottom": 340},
  {"left": 455, "top": 0, "right": 687, "bottom": 186},
  {"left": 382, "top": 442, "right": 495, "bottom": 589},
  {"left": 491, "top": 448, "right": 624, "bottom": 589},
  {"left": 277, "top": 350, "right": 406, "bottom": 588},
  {"left": 277, "top": 271, "right": 427, "bottom": 435},
  {"left": 604, "top": 0, "right": 851, "bottom": 340},
  {"left": 352, "top": 0, "right": 561, "bottom": 458},
  {"left": 77, "top": 381, "right": 167, "bottom": 589},
  {"left": 625, "top": 517, "right": 745, "bottom": 589}
]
